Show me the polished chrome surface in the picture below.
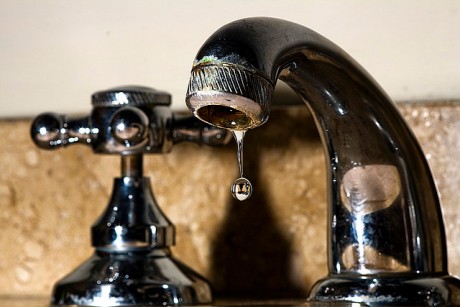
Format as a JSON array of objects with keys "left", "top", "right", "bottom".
[
  {"left": 0, "top": 297, "right": 369, "bottom": 307},
  {"left": 91, "top": 176, "right": 174, "bottom": 250},
  {"left": 31, "top": 86, "right": 230, "bottom": 154},
  {"left": 91, "top": 85, "right": 171, "bottom": 107},
  {"left": 186, "top": 17, "right": 460, "bottom": 305},
  {"left": 31, "top": 86, "right": 227, "bottom": 305},
  {"left": 51, "top": 249, "right": 212, "bottom": 306}
]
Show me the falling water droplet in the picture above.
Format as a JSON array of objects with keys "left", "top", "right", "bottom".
[{"left": 230, "top": 130, "right": 253, "bottom": 201}]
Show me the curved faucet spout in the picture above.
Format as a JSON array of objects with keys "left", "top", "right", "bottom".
[
  {"left": 186, "top": 17, "right": 365, "bottom": 130},
  {"left": 186, "top": 17, "right": 460, "bottom": 305}
]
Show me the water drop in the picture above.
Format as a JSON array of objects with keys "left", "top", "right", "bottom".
[{"left": 231, "top": 177, "right": 253, "bottom": 201}]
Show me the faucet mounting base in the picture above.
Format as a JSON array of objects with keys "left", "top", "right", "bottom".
[
  {"left": 51, "top": 249, "right": 212, "bottom": 306},
  {"left": 309, "top": 274, "right": 460, "bottom": 306}
]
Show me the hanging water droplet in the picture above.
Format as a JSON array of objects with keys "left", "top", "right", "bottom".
[
  {"left": 231, "top": 177, "right": 253, "bottom": 201},
  {"left": 230, "top": 130, "right": 253, "bottom": 201}
]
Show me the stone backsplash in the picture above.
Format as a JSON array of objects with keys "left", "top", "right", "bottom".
[{"left": 0, "top": 102, "right": 458, "bottom": 298}]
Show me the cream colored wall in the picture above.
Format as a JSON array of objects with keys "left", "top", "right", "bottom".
[{"left": 1, "top": 0, "right": 460, "bottom": 118}]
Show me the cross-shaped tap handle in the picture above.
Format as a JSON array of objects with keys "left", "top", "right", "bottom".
[{"left": 31, "top": 85, "right": 231, "bottom": 155}]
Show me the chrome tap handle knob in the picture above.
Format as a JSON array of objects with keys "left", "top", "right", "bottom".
[
  {"left": 30, "top": 86, "right": 171, "bottom": 154},
  {"left": 30, "top": 113, "right": 62, "bottom": 149},
  {"left": 31, "top": 112, "right": 91, "bottom": 149},
  {"left": 31, "top": 86, "right": 231, "bottom": 154}
]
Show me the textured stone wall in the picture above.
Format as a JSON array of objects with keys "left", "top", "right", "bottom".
[{"left": 0, "top": 102, "right": 458, "bottom": 299}]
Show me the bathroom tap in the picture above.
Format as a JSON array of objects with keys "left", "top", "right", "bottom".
[
  {"left": 31, "top": 86, "right": 230, "bottom": 306},
  {"left": 186, "top": 17, "right": 460, "bottom": 305}
]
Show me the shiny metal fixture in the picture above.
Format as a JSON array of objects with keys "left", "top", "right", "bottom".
[
  {"left": 186, "top": 17, "right": 460, "bottom": 306},
  {"left": 31, "top": 86, "right": 230, "bottom": 306}
]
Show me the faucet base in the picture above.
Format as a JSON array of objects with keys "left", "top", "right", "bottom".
[
  {"left": 51, "top": 249, "right": 212, "bottom": 306},
  {"left": 309, "top": 274, "right": 460, "bottom": 306}
]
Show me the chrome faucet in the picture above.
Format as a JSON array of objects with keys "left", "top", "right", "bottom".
[
  {"left": 31, "top": 86, "right": 230, "bottom": 306},
  {"left": 186, "top": 17, "right": 460, "bottom": 305}
]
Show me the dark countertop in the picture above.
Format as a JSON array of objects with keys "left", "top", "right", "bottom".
[{"left": 0, "top": 297, "right": 367, "bottom": 306}]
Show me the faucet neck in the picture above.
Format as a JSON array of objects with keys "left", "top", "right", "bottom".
[{"left": 282, "top": 54, "right": 447, "bottom": 275}]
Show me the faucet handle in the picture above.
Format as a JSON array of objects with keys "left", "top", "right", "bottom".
[
  {"left": 30, "top": 86, "right": 173, "bottom": 154},
  {"left": 31, "top": 86, "right": 231, "bottom": 154},
  {"left": 31, "top": 108, "right": 151, "bottom": 151}
]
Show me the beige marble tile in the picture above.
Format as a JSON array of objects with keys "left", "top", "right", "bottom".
[{"left": 0, "top": 102, "right": 458, "bottom": 298}]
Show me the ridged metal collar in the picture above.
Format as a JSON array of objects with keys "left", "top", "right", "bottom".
[{"left": 92, "top": 85, "right": 171, "bottom": 107}]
